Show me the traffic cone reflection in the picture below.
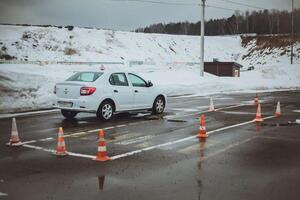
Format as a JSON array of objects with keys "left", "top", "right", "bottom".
[
  {"left": 197, "top": 114, "right": 208, "bottom": 138},
  {"left": 209, "top": 97, "right": 215, "bottom": 112},
  {"left": 6, "top": 117, "right": 22, "bottom": 146},
  {"left": 98, "top": 176, "right": 105, "bottom": 191},
  {"left": 254, "top": 93, "right": 259, "bottom": 105},
  {"left": 55, "top": 127, "right": 68, "bottom": 156},
  {"left": 93, "top": 130, "right": 110, "bottom": 162},
  {"left": 275, "top": 101, "right": 282, "bottom": 117}
]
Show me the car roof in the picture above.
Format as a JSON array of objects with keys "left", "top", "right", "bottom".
[{"left": 74, "top": 67, "right": 137, "bottom": 75}]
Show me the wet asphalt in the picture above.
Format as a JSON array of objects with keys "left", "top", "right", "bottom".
[{"left": 0, "top": 90, "right": 300, "bottom": 200}]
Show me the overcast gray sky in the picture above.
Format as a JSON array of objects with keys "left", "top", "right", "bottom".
[{"left": 0, "top": 0, "right": 298, "bottom": 31}]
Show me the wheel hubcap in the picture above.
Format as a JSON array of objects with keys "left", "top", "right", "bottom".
[
  {"left": 156, "top": 99, "right": 164, "bottom": 113},
  {"left": 102, "top": 104, "right": 113, "bottom": 119}
]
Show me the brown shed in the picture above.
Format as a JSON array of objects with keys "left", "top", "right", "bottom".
[{"left": 204, "top": 62, "right": 242, "bottom": 77}]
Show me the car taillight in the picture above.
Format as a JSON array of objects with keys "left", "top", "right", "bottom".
[
  {"left": 54, "top": 85, "right": 56, "bottom": 94},
  {"left": 80, "top": 87, "right": 96, "bottom": 96}
]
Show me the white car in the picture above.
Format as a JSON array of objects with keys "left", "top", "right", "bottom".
[{"left": 53, "top": 69, "right": 167, "bottom": 120}]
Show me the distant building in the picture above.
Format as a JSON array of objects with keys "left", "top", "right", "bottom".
[{"left": 204, "top": 62, "right": 242, "bottom": 77}]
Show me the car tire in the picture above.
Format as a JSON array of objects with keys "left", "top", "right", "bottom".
[
  {"left": 61, "top": 109, "right": 78, "bottom": 119},
  {"left": 152, "top": 96, "right": 165, "bottom": 115},
  {"left": 97, "top": 101, "right": 114, "bottom": 120}
]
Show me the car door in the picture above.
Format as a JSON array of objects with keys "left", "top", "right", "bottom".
[
  {"left": 128, "top": 73, "right": 154, "bottom": 109},
  {"left": 109, "top": 73, "right": 134, "bottom": 111}
]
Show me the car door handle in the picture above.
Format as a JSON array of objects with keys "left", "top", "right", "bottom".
[
  {"left": 134, "top": 90, "right": 139, "bottom": 93},
  {"left": 113, "top": 90, "right": 118, "bottom": 93}
]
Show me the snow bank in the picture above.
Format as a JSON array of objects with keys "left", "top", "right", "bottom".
[
  {"left": 1, "top": 62, "right": 299, "bottom": 113},
  {"left": 0, "top": 25, "right": 299, "bottom": 113}
]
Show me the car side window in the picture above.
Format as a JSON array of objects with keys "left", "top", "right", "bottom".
[
  {"left": 128, "top": 73, "right": 147, "bottom": 87},
  {"left": 109, "top": 73, "right": 129, "bottom": 86}
]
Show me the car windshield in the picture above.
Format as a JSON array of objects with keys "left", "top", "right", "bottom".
[{"left": 66, "top": 72, "right": 103, "bottom": 82}]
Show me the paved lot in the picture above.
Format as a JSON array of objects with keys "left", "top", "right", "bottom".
[{"left": 0, "top": 90, "right": 300, "bottom": 200}]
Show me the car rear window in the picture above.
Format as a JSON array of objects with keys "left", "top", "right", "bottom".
[{"left": 66, "top": 72, "right": 103, "bottom": 82}]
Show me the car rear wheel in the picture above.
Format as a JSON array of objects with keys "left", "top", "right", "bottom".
[
  {"left": 97, "top": 101, "right": 114, "bottom": 120},
  {"left": 152, "top": 96, "right": 165, "bottom": 115},
  {"left": 61, "top": 109, "right": 78, "bottom": 119}
]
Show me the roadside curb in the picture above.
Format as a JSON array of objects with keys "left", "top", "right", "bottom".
[{"left": 0, "top": 109, "right": 60, "bottom": 119}]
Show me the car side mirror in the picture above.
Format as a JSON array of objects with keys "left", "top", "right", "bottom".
[{"left": 147, "top": 81, "right": 153, "bottom": 87}]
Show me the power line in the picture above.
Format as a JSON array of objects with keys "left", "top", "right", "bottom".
[
  {"left": 109, "top": 0, "right": 198, "bottom": 6},
  {"left": 206, "top": 4, "right": 237, "bottom": 11},
  {"left": 107, "top": 0, "right": 240, "bottom": 11},
  {"left": 216, "top": 0, "right": 267, "bottom": 10}
]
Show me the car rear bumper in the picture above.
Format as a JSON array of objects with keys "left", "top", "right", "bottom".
[{"left": 53, "top": 98, "right": 97, "bottom": 113}]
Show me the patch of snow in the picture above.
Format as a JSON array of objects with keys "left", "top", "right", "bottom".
[{"left": 0, "top": 25, "right": 299, "bottom": 113}]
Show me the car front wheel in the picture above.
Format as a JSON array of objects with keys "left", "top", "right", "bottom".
[
  {"left": 152, "top": 96, "right": 165, "bottom": 114},
  {"left": 61, "top": 109, "right": 78, "bottom": 119},
  {"left": 97, "top": 101, "right": 114, "bottom": 120}
]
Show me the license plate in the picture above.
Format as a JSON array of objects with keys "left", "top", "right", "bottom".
[{"left": 58, "top": 101, "right": 73, "bottom": 108}]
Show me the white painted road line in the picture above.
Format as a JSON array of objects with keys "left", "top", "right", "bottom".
[
  {"left": 110, "top": 116, "right": 276, "bottom": 160},
  {"left": 115, "top": 135, "right": 154, "bottom": 145},
  {"left": 166, "top": 103, "right": 248, "bottom": 119},
  {"left": 20, "top": 137, "right": 54, "bottom": 145},
  {"left": 23, "top": 144, "right": 96, "bottom": 159},
  {"left": 0, "top": 192, "right": 8, "bottom": 197},
  {"left": 116, "top": 124, "right": 127, "bottom": 128},
  {"left": 23, "top": 144, "right": 56, "bottom": 153},
  {"left": 199, "top": 136, "right": 256, "bottom": 161},
  {"left": 21, "top": 116, "right": 277, "bottom": 161},
  {"left": 0, "top": 109, "right": 60, "bottom": 119}
]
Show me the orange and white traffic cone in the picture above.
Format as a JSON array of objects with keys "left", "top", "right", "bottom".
[
  {"left": 275, "top": 101, "right": 282, "bottom": 117},
  {"left": 197, "top": 114, "right": 208, "bottom": 138},
  {"left": 254, "top": 103, "right": 264, "bottom": 122},
  {"left": 209, "top": 97, "right": 215, "bottom": 112},
  {"left": 6, "top": 117, "right": 22, "bottom": 146},
  {"left": 254, "top": 93, "right": 259, "bottom": 105},
  {"left": 55, "top": 127, "right": 67, "bottom": 156},
  {"left": 93, "top": 130, "right": 110, "bottom": 162}
]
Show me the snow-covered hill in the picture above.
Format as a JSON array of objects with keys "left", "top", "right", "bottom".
[
  {"left": 0, "top": 25, "right": 244, "bottom": 64},
  {"left": 0, "top": 25, "right": 299, "bottom": 113}
]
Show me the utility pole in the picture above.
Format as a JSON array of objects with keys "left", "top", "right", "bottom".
[
  {"left": 291, "top": 0, "right": 294, "bottom": 64},
  {"left": 200, "top": 0, "right": 205, "bottom": 76}
]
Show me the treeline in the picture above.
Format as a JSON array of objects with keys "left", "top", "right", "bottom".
[{"left": 135, "top": 9, "right": 300, "bottom": 35}]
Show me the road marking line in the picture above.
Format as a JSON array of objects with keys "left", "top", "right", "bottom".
[
  {"left": 21, "top": 116, "right": 276, "bottom": 161},
  {"left": 23, "top": 144, "right": 96, "bottom": 159},
  {"left": 115, "top": 135, "right": 154, "bottom": 145},
  {"left": 29, "top": 103, "right": 251, "bottom": 142},
  {"left": 214, "top": 104, "right": 249, "bottom": 111},
  {"left": 107, "top": 133, "right": 143, "bottom": 143},
  {"left": 166, "top": 103, "right": 248, "bottom": 119},
  {"left": 67, "top": 152, "right": 95, "bottom": 159},
  {"left": 0, "top": 192, "right": 8, "bottom": 197},
  {"left": 116, "top": 124, "right": 127, "bottom": 128},
  {"left": 64, "top": 132, "right": 87, "bottom": 138},
  {"left": 39, "top": 137, "right": 54, "bottom": 141},
  {"left": 23, "top": 144, "right": 56, "bottom": 153},
  {"left": 110, "top": 116, "right": 276, "bottom": 160},
  {"left": 87, "top": 128, "right": 102, "bottom": 133},
  {"left": 21, "top": 137, "right": 54, "bottom": 145},
  {"left": 178, "top": 141, "right": 218, "bottom": 154},
  {"left": 199, "top": 136, "right": 256, "bottom": 161}
]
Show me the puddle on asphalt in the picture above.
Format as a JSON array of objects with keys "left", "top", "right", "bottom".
[
  {"left": 220, "top": 111, "right": 254, "bottom": 115},
  {"left": 260, "top": 121, "right": 300, "bottom": 127},
  {"left": 167, "top": 119, "right": 187, "bottom": 123}
]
